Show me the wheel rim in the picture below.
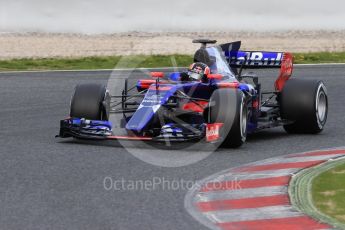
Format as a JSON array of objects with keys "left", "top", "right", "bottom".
[
  {"left": 240, "top": 99, "right": 248, "bottom": 138},
  {"left": 316, "top": 86, "right": 327, "bottom": 123}
]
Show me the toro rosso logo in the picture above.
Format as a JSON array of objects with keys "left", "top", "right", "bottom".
[{"left": 227, "top": 51, "right": 283, "bottom": 67}]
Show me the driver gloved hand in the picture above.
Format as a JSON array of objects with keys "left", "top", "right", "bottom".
[
  {"left": 180, "top": 72, "right": 190, "bottom": 82},
  {"left": 201, "top": 74, "right": 209, "bottom": 83}
]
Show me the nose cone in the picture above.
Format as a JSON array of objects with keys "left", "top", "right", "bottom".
[
  {"left": 125, "top": 105, "right": 160, "bottom": 132},
  {"left": 126, "top": 84, "right": 175, "bottom": 132}
]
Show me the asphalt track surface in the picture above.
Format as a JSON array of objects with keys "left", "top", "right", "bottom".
[{"left": 0, "top": 65, "right": 344, "bottom": 230}]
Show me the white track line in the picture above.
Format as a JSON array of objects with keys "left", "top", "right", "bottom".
[
  {"left": 204, "top": 205, "right": 303, "bottom": 223},
  {"left": 195, "top": 186, "right": 288, "bottom": 201},
  {"left": 0, "top": 67, "right": 184, "bottom": 74},
  {"left": 0, "top": 63, "right": 345, "bottom": 74},
  {"left": 207, "top": 170, "right": 294, "bottom": 182}
]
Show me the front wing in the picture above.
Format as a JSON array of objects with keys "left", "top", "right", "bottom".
[{"left": 57, "top": 118, "right": 221, "bottom": 143}]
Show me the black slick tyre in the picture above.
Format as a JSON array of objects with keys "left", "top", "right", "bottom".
[
  {"left": 280, "top": 79, "right": 328, "bottom": 134},
  {"left": 208, "top": 88, "right": 248, "bottom": 148},
  {"left": 70, "top": 83, "right": 109, "bottom": 121}
]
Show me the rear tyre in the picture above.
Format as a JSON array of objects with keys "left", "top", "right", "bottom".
[
  {"left": 70, "top": 83, "right": 109, "bottom": 121},
  {"left": 280, "top": 79, "right": 328, "bottom": 134},
  {"left": 208, "top": 89, "right": 248, "bottom": 148}
]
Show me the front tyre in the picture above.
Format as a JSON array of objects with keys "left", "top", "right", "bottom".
[
  {"left": 70, "top": 83, "right": 110, "bottom": 121},
  {"left": 280, "top": 79, "right": 328, "bottom": 134},
  {"left": 208, "top": 89, "right": 248, "bottom": 148}
]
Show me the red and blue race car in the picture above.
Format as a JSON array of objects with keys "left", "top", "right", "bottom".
[{"left": 57, "top": 39, "right": 328, "bottom": 148}]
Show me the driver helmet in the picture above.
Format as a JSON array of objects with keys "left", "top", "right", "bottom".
[{"left": 187, "top": 62, "right": 210, "bottom": 81}]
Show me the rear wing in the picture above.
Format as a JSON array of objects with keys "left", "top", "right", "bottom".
[
  {"left": 220, "top": 41, "right": 284, "bottom": 68},
  {"left": 220, "top": 41, "right": 294, "bottom": 91},
  {"left": 226, "top": 51, "right": 284, "bottom": 68},
  {"left": 221, "top": 41, "right": 287, "bottom": 68}
]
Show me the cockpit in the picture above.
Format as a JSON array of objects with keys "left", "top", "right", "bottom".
[{"left": 193, "top": 40, "right": 237, "bottom": 81}]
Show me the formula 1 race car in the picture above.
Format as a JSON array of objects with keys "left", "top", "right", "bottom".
[{"left": 57, "top": 39, "right": 328, "bottom": 148}]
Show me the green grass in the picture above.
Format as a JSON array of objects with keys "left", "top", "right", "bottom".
[
  {"left": 0, "top": 55, "right": 192, "bottom": 71},
  {"left": 294, "top": 52, "right": 345, "bottom": 64},
  {"left": 0, "top": 52, "right": 345, "bottom": 71},
  {"left": 312, "top": 163, "right": 345, "bottom": 224}
]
